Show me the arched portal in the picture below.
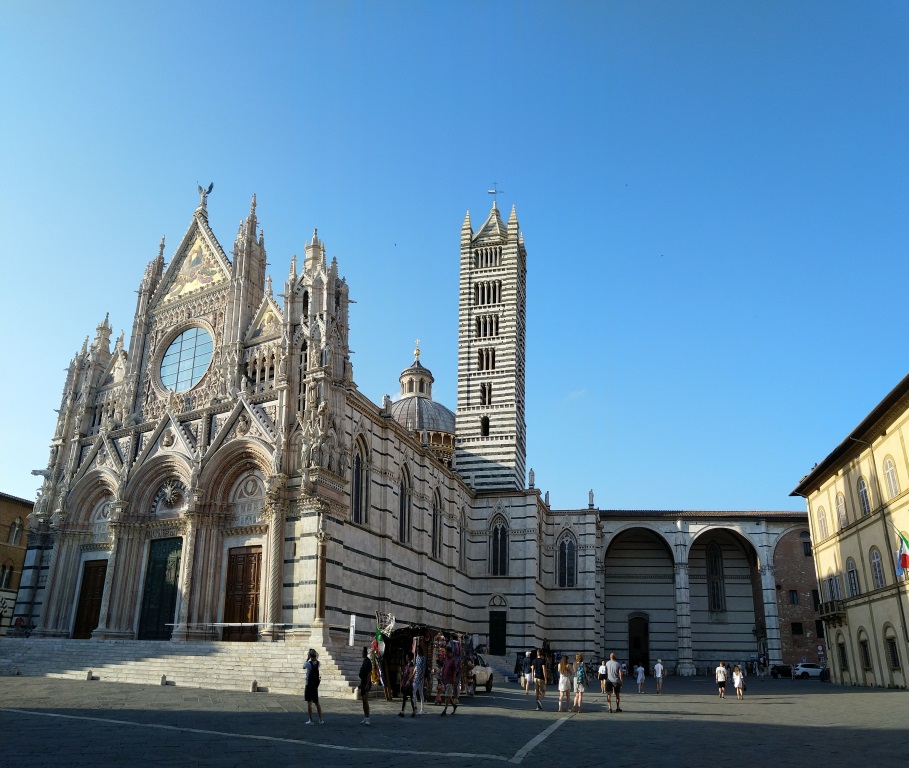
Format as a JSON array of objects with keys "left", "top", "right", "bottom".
[
  {"left": 603, "top": 528, "right": 675, "bottom": 667},
  {"left": 688, "top": 528, "right": 764, "bottom": 671}
]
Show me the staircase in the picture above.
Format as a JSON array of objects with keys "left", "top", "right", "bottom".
[{"left": 0, "top": 634, "right": 366, "bottom": 696}]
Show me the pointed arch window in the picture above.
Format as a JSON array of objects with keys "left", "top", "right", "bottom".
[
  {"left": 0, "top": 562, "right": 13, "bottom": 589},
  {"left": 845, "top": 558, "right": 860, "bottom": 597},
  {"left": 870, "top": 548, "right": 885, "bottom": 589},
  {"left": 398, "top": 472, "right": 411, "bottom": 544},
  {"left": 352, "top": 445, "right": 369, "bottom": 526},
  {"left": 884, "top": 457, "right": 900, "bottom": 499},
  {"left": 836, "top": 493, "right": 848, "bottom": 530},
  {"left": 557, "top": 533, "right": 577, "bottom": 588},
  {"left": 431, "top": 490, "right": 443, "bottom": 559},
  {"left": 826, "top": 570, "right": 843, "bottom": 601},
  {"left": 858, "top": 477, "right": 871, "bottom": 516},
  {"left": 480, "top": 416, "right": 490, "bottom": 437},
  {"left": 7, "top": 517, "right": 23, "bottom": 546},
  {"left": 490, "top": 517, "right": 508, "bottom": 576},
  {"left": 816, "top": 507, "right": 828, "bottom": 539},
  {"left": 706, "top": 542, "right": 726, "bottom": 612}
]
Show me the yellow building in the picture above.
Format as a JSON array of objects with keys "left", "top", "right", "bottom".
[{"left": 792, "top": 374, "right": 909, "bottom": 688}]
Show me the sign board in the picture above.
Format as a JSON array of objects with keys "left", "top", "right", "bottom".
[{"left": 349, "top": 614, "right": 356, "bottom": 646}]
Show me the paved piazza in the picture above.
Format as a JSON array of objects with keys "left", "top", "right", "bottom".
[{"left": 1, "top": 675, "right": 904, "bottom": 767}]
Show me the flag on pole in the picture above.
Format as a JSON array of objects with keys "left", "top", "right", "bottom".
[{"left": 896, "top": 532, "right": 909, "bottom": 577}]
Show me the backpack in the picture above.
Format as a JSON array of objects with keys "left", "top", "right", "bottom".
[
  {"left": 577, "top": 665, "right": 587, "bottom": 685},
  {"left": 307, "top": 659, "right": 320, "bottom": 687}
]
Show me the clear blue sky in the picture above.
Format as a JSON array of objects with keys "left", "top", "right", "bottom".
[{"left": 2, "top": 1, "right": 907, "bottom": 511}]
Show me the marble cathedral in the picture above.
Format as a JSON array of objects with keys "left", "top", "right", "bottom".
[{"left": 14, "top": 189, "right": 810, "bottom": 675}]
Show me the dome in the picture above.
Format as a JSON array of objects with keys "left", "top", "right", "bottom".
[{"left": 389, "top": 396, "right": 456, "bottom": 434}]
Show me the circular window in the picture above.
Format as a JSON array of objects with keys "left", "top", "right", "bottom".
[{"left": 159, "top": 327, "right": 213, "bottom": 392}]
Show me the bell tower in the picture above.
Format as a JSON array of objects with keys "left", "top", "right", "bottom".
[{"left": 455, "top": 201, "right": 527, "bottom": 491}]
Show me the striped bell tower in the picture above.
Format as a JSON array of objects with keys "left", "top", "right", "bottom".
[{"left": 454, "top": 201, "right": 527, "bottom": 491}]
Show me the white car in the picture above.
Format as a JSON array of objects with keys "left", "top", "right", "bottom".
[
  {"left": 469, "top": 653, "right": 494, "bottom": 692},
  {"left": 792, "top": 662, "right": 825, "bottom": 679}
]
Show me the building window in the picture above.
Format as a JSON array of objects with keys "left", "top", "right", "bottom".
[
  {"left": 480, "top": 416, "right": 490, "bottom": 437},
  {"left": 887, "top": 637, "right": 901, "bottom": 669},
  {"left": 431, "top": 491, "right": 443, "bottom": 559},
  {"left": 836, "top": 493, "right": 848, "bottom": 530},
  {"left": 707, "top": 542, "right": 726, "bottom": 612},
  {"left": 816, "top": 507, "right": 828, "bottom": 539},
  {"left": 815, "top": 619, "right": 825, "bottom": 639},
  {"left": 858, "top": 477, "right": 871, "bottom": 516},
  {"left": 0, "top": 564, "right": 12, "bottom": 589},
  {"left": 791, "top": 621, "right": 804, "bottom": 635},
  {"left": 812, "top": 589, "right": 821, "bottom": 609},
  {"left": 884, "top": 457, "right": 900, "bottom": 499},
  {"left": 860, "top": 639, "right": 872, "bottom": 670},
  {"left": 789, "top": 590, "right": 799, "bottom": 605},
  {"left": 826, "top": 572, "right": 842, "bottom": 601},
  {"left": 7, "top": 518, "right": 23, "bottom": 546},
  {"left": 490, "top": 518, "right": 508, "bottom": 576},
  {"left": 870, "top": 548, "right": 885, "bottom": 589},
  {"left": 459, "top": 510, "right": 467, "bottom": 572},
  {"left": 846, "top": 559, "right": 860, "bottom": 597},
  {"left": 837, "top": 641, "right": 849, "bottom": 670},
  {"left": 557, "top": 534, "right": 576, "bottom": 588},
  {"left": 398, "top": 475, "right": 411, "bottom": 544},
  {"left": 800, "top": 531, "right": 812, "bottom": 556},
  {"left": 352, "top": 448, "right": 369, "bottom": 526}
]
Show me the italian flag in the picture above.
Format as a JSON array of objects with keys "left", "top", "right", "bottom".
[{"left": 897, "top": 532, "right": 909, "bottom": 577}]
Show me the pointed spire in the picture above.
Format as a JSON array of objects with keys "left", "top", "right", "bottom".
[
  {"left": 508, "top": 204, "right": 518, "bottom": 224},
  {"left": 289, "top": 253, "right": 297, "bottom": 279},
  {"left": 462, "top": 211, "right": 472, "bottom": 230},
  {"left": 304, "top": 227, "right": 326, "bottom": 271},
  {"left": 265, "top": 275, "right": 273, "bottom": 298},
  {"left": 157, "top": 236, "right": 165, "bottom": 261}
]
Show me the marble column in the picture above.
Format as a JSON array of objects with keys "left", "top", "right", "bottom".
[
  {"left": 170, "top": 507, "right": 199, "bottom": 642},
  {"left": 262, "top": 475, "right": 287, "bottom": 641},
  {"left": 760, "top": 565, "right": 783, "bottom": 664},
  {"left": 674, "top": 560, "right": 696, "bottom": 675}
]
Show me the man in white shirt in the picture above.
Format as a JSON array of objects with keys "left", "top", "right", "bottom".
[
  {"left": 653, "top": 659, "right": 664, "bottom": 694},
  {"left": 715, "top": 662, "right": 728, "bottom": 699}
]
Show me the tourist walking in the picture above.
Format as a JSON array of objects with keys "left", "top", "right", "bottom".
[
  {"left": 522, "top": 651, "right": 533, "bottom": 694},
  {"left": 715, "top": 662, "right": 728, "bottom": 699},
  {"left": 732, "top": 665, "right": 745, "bottom": 700},
  {"left": 532, "top": 649, "right": 547, "bottom": 710},
  {"left": 303, "top": 648, "right": 324, "bottom": 725},
  {"left": 573, "top": 654, "right": 587, "bottom": 712},
  {"left": 359, "top": 647, "right": 373, "bottom": 725},
  {"left": 653, "top": 658, "right": 664, "bottom": 694},
  {"left": 413, "top": 644, "right": 426, "bottom": 714},
  {"left": 605, "top": 652, "right": 623, "bottom": 713},
  {"left": 556, "top": 655, "right": 572, "bottom": 712},
  {"left": 440, "top": 647, "right": 459, "bottom": 716},
  {"left": 598, "top": 659, "right": 607, "bottom": 694},
  {"left": 399, "top": 652, "right": 416, "bottom": 717},
  {"left": 636, "top": 663, "right": 645, "bottom": 693}
]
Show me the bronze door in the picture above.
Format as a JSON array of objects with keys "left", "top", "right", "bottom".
[
  {"left": 137, "top": 538, "right": 183, "bottom": 641},
  {"left": 223, "top": 546, "right": 262, "bottom": 642},
  {"left": 72, "top": 559, "right": 107, "bottom": 639}
]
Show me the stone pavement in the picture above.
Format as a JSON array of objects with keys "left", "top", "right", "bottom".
[{"left": 1, "top": 674, "right": 904, "bottom": 767}]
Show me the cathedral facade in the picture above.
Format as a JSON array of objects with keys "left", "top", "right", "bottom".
[{"left": 13, "top": 191, "right": 810, "bottom": 676}]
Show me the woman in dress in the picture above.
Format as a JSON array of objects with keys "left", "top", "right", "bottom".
[
  {"left": 556, "top": 655, "right": 572, "bottom": 712},
  {"left": 732, "top": 665, "right": 745, "bottom": 700},
  {"left": 636, "top": 663, "right": 645, "bottom": 693}
]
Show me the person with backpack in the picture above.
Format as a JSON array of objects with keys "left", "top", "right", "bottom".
[
  {"left": 573, "top": 653, "right": 588, "bottom": 713},
  {"left": 304, "top": 648, "right": 324, "bottom": 725}
]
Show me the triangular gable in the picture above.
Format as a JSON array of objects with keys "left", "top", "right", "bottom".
[
  {"left": 153, "top": 215, "right": 232, "bottom": 307},
  {"left": 245, "top": 295, "right": 283, "bottom": 344},
  {"left": 473, "top": 206, "right": 507, "bottom": 243},
  {"left": 133, "top": 409, "right": 197, "bottom": 468},
  {"left": 74, "top": 431, "right": 124, "bottom": 483},
  {"left": 205, "top": 396, "right": 274, "bottom": 461}
]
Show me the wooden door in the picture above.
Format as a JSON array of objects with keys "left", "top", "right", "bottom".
[
  {"left": 223, "top": 546, "right": 262, "bottom": 642},
  {"left": 489, "top": 610, "right": 507, "bottom": 655},
  {"left": 137, "top": 538, "right": 182, "bottom": 641},
  {"left": 72, "top": 559, "right": 107, "bottom": 639},
  {"left": 628, "top": 615, "right": 650, "bottom": 671}
]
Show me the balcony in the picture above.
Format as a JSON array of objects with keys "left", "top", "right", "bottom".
[{"left": 818, "top": 600, "right": 847, "bottom": 624}]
